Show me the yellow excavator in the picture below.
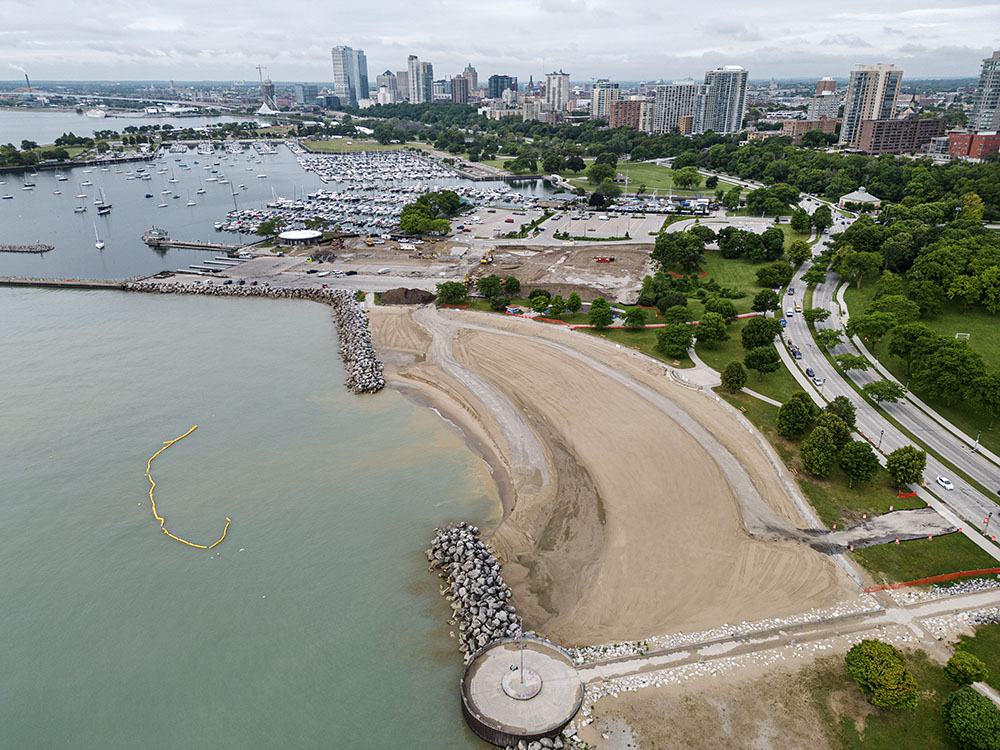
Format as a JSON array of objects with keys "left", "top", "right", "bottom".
[{"left": 480, "top": 249, "right": 494, "bottom": 264}]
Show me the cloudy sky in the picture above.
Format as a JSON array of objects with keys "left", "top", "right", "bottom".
[{"left": 4, "top": 0, "right": 998, "bottom": 83}]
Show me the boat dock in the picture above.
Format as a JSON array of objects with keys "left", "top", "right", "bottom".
[
  {"left": 144, "top": 238, "right": 254, "bottom": 252},
  {"left": 0, "top": 277, "right": 126, "bottom": 290}
]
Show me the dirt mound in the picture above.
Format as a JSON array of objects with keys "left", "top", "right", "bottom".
[{"left": 380, "top": 287, "right": 437, "bottom": 305}]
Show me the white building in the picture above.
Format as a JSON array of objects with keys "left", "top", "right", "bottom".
[
  {"left": 693, "top": 66, "right": 748, "bottom": 135},
  {"left": 839, "top": 64, "right": 903, "bottom": 146},
  {"left": 331, "top": 46, "right": 369, "bottom": 106},
  {"left": 545, "top": 70, "right": 570, "bottom": 111},
  {"left": 971, "top": 50, "right": 1000, "bottom": 131},
  {"left": 592, "top": 80, "right": 620, "bottom": 120},
  {"left": 653, "top": 79, "right": 698, "bottom": 133}
]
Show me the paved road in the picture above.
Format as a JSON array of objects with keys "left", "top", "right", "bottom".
[{"left": 780, "top": 236, "right": 1000, "bottom": 560}]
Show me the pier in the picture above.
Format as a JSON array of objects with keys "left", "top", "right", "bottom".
[
  {"left": 0, "top": 277, "right": 126, "bottom": 290},
  {"left": 143, "top": 237, "right": 254, "bottom": 252}
]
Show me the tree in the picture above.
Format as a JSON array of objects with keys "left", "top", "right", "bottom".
[
  {"left": 863, "top": 379, "right": 907, "bottom": 403},
  {"left": 839, "top": 441, "right": 880, "bottom": 487},
  {"left": 705, "top": 175, "right": 719, "bottom": 189},
  {"left": 688, "top": 224, "right": 717, "bottom": 244},
  {"left": 588, "top": 297, "right": 613, "bottom": 328},
  {"left": 838, "top": 250, "right": 883, "bottom": 289},
  {"left": 436, "top": 281, "right": 468, "bottom": 305},
  {"left": 803, "top": 307, "right": 831, "bottom": 325},
  {"left": 912, "top": 339, "right": 987, "bottom": 406},
  {"left": 811, "top": 204, "right": 833, "bottom": 234},
  {"left": 974, "top": 373, "right": 1000, "bottom": 428},
  {"left": 885, "top": 445, "right": 927, "bottom": 487},
  {"left": 887, "top": 322, "right": 934, "bottom": 375},
  {"left": 656, "top": 325, "right": 695, "bottom": 357},
  {"left": 503, "top": 275, "right": 521, "bottom": 296},
  {"left": 695, "top": 311, "right": 728, "bottom": 345},
  {"left": 529, "top": 288, "right": 551, "bottom": 301},
  {"left": 815, "top": 328, "right": 844, "bottom": 351},
  {"left": 835, "top": 353, "right": 870, "bottom": 372},
  {"left": 720, "top": 361, "right": 748, "bottom": 392},
  {"left": 722, "top": 186, "right": 742, "bottom": 211},
  {"left": 761, "top": 227, "right": 786, "bottom": 261},
  {"left": 549, "top": 295, "right": 567, "bottom": 317},
  {"left": 945, "top": 651, "right": 990, "bottom": 685},
  {"left": 788, "top": 239, "right": 812, "bottom": 267},
  {"left": 531, "top": 295, "right": 550, "bottom": 313},
  {"left": 542, "top": 153, "right": 565, "bottom": 174},
  {"left": 672, "top": 166, "right": 702, "bottom": 190},
  {"left": 755, "top": 261, "right": 794, "bottom": 288},
  {"left": 941, "top": 686, "right": 1000, "bottom": 750},
  {"left": 565, "top": 155, "right": 585, "bottom": 173},
  {"left": 847, "top": 311, "right": 897, "bottom": 354},
  {"left": 870, "top": 294, "right": 921, "bottom": 325},
  {"left": 638, "top": 275, "right": 657, "bottom": 306},
  {"left": 476, "top": 274, "right": 503, "bottom": 298},
  {"left": 623, "top": 307, "right": 647, "bottom": 329},
  {"left": 595, "top": 151, "right": 618, "bottom": 166},
  {"left": 587, "top": 162, "right": 615, "bottom": 185},
  {"left": 741, "top": 317, "right": 783, "bottom": 350},
  {"left": 752, "top": 289, "right": 780, "bottom": 317},
  {"left": 801, "top": 425, "right": 838, "bottom": 476},
  {"left": 777, "top": 396, "right": 818, "bottom": 438},
  {"left": 744, "top": 345, "right": 781, "bottom": 375},
  {"left": 704, "top": 297, "right": 737, "bottom": 321},
  {"left": 566, "top": 292, "right": 582, "bottom": 313},
  {"left": 661, "top": 305, "right": 691, "bottom": 324},
  {"left": 825, "top": 395, "right": 857, "bottom": 429},
  {"left": 845, "top": 639, "right": 919, "bottom": 709},
  {"left": 790, "top": 207, "right": 811, "bottom": 234},
  {"left": 876, "top": 270, "right": 906, "bottom": 298},
  {"left": 815, "top": 412, "right": 851, "bottom": 449},
  {"left": 802, "top": 266, "right": 828, "bottom": 286},
  {"left": 256, "top": 216, "right": 287, "bottom": 238},
  {"left": 595, "top": 178, "right": 623, "bottom": 200},
  {"left": 653, "top": 231, "right": 705, "bottom": 272}
]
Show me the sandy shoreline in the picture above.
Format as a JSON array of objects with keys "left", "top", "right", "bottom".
[{"left": 369, "top": 304, "right": 856, "bottom": 647}]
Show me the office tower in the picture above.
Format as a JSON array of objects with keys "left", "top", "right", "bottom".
[
  {"left": 815, "top": 77, "right": 836, "bottom": 96},
  {"left": 463, "top": 64, "right": 478, "bottom": 91},
  {"left": 421, "top": 62, "right": 434, "bottom": 102},
  {"left": 331, "top": 46, "right": 369, "bottom": 106},
  {"left": 545, "top": 70, "right": 570, "bottom": 110},
  {"left": 970, "top": 50, "right": 1000, "bottom": 130},
  {"left": 407, "top": 56, "right": 422, "bottom": 103},
  {"left": 592, "top": 80, "right": 621, "bottom": 120},
  {"left": 396, "top": 70, "right": 409, "bottom": 101},
  {"left": 452, "top": 76, "right": 470, "bottom": 103},
  {"left": 488, "top": 75, "right": 517, "bottom": 99},
  {"left": 295, "top": 84, "right": 318, "bottom": 106},
  {"left": 652, "top": 79, "right": 698, "bottom": 133},
  {"left": 376, "top": 70, "right": 397, "bottom": 95},
  {"left": 839, "top": 64, "right": 902, "bottom": 146},
  {"left": 693, "top": 66, "right": 748, "bottom": 135}
]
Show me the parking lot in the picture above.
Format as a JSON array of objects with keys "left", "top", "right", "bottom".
[
  {"left": 540, "top": 211, "right": 665, "bottom": 241},
  {"left": 450, "top": 207, "right": 540, "bottom": 239}
]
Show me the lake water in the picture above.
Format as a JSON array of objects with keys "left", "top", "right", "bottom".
[{"left": 0, "top": 286, "right": 499, "bottom": 748}]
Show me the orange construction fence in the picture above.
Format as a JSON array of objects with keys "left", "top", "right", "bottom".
[{"left": 864, "top": 568, "right": 1000, "bottom": 593}]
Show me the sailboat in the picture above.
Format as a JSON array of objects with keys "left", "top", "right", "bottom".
[
  {"left": 186, "top": 192, "right": 196, "bottom": 207},
  {"left": 196, "top": 179, "right": 206, "bottom": 195},
  {"left": 93, "top": 220, "right": 105, "bottom": 250},
  {"left": 96, "top": 189, "right": 112, "bottom": 215}
]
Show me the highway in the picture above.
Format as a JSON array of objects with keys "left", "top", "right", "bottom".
[{"left": 779, "top": 201, "right": 1000, "bottom": 559}]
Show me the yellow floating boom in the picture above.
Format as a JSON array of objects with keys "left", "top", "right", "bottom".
[{"left": 145, "top": 425, "right": 231, "bottom": 549}]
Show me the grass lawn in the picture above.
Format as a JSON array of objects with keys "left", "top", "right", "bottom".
[
  {"left": 807, "top": 651, "right": 959, "bottom": 750},
  {"left": 696, "top": 317, "right": 801, "bottom": 403},
  {"left": 843, "top": 283, "right": 1000, "bottom": 456},
  {"left": 851, "top": 533, "right": 1000, "bottom": 585},
  {"left": 302, "top": 139, "right": 409, "bottom": 153},
  {"left": 780, "top": 225, "right": 812, "bottom": 250},
  {"left": 582, "top": 327, "right": 694, "bottom": 368},
  {"left": 954, "top": 624, "right": 1000, "bottom": 691}
]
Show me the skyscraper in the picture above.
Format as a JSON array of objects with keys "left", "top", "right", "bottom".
[
  {"left": 463, "top": 64, "right": 478, "bottom": 91},
  {"left": 815, "top": 77, "right": 837, "bottom": 96},
  {"left": 452, "top": 76, "right": 470, "bottom": 104},
  {"left": 545, "top": 70, "right": 570, "bottom": 111},
  {"left": 971, "top": 50, "right": 1000, "bottom": 131},
  {"left": 839, "top": 64, "right": 902, "bottom": 146},
  {"left": 652, "top": 80, "right": 698, "bottom": 133},
  {"left": 376, "top": 70, "right": 397, "bottom": 94},
  {"left": 592, "top": 80, "right": 621, "bottom": 120},
  {"left": 396, "top": 70, "right": 409, "bottom": 101},
  {"left": 693, "top": 66, "right": 748, "bottom": 135},
  {"left": 295, "top": 84, "right": 318, "bottom": 106},
  {"left": 331, "top": 46, "right": 369, "bottom": 106},
  {"left": 487, "top": 75, "right": 516, "bottom": 99},
  {"left": 407, "top": 56, "right": 434, "bottom": 103}
]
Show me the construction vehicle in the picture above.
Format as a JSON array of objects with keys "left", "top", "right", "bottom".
[{"left": 480, "top": 249, "right": 494, "bottom": 264}]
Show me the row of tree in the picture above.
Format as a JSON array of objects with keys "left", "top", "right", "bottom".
[{"left": 398, "top": 190, "right": 462, "bottom": 235}]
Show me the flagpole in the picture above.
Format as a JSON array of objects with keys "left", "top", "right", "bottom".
[{"left": 519, "top": 619, "right": 524, "bottom": 677}]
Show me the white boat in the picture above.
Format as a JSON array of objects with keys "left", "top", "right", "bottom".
[
  {"left": 157, "top": 202, "right": 168, "bottom": 208},
  {"left": 74, "top": 206, "right": 87, "bottom": 213},
  {"left": 81, "top": 180, "right": 93, "bottom": 187},
  {"left": 56, "top": 174, "right": 68, "bottom": 182},
  {"left": 93, "top": 220, "right": 104, "bottom": 250},
  {"left": 85, "top": 108, "right": 106, "bottom": 118},
  {"left": 256, "top": 174, "right": 267, "bottom": 178},
  {"left": 53, "top": 190, "right": 62, "bottom": 195}
]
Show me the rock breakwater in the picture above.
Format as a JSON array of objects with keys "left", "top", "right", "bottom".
[
  {"left": 427, "top": 522, "right": 521, "bottom": 662},
  {"left": 123, "top": 281, "right": 384, "bottom": 394}
]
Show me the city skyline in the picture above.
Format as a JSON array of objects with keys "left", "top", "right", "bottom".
[{"left": 3, "top": 0, "right": 998, "bottom": 81}]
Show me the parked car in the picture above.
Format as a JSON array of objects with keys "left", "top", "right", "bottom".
[
  {"left": 936, "top": 475, "right": 955, "bottom": 491},
  {"left": 504, "top": 218, "right": 515, "bottom": 223},
  {"left": 345, "top": 270, "right": 358, "bottom": 276}
]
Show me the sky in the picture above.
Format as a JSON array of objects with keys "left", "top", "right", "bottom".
[{"left": 3, "top": 0, "right": 999, "bottom": 83}]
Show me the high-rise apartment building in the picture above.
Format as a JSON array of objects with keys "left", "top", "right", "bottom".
[
  {"left": 407, "top": 57, "right": 435, "bottom": 104},
  {"left": 452, "top": 76, "right": 470, "bottom": 104},
  {"left": 421, "top": 62, "right": 434, "bottom": 103},
  {"left": 608, "top": 98, "right": 654, "bottom": 132},
  {"left": 331, "top": 46, "right": 369, "bottom": 106},
  {"left": 463, "top": 64, "right": 478, "bottom": 92},
  {"left": 839, "top": 64, "right": 902, "bottom": 146},
  {"left": 592, "top": 80, "right": 621, "bottom": 120},
  {"left": 545, "top": 70, "right": 570, "bottom": 111},
  {"left": 693, "top": 66, "right": 748, "bottom": 135},
  {"left": 487, "top": 75, "right": 517, "bottom": 99},
  {"left": 396, "top": 71, "right": 409, "bottom": 101},
  {"left": 970, "top": 50, "right": 1000, "bottom": 131},
  {"left": 807, "top": 92, "right": 840, "bottom": 120},
  {"left": 856, "top": 117, "right": 944, "bottom": 155},
  {"left": 652, "top": 80, "right": 698, "bottom": 133}
]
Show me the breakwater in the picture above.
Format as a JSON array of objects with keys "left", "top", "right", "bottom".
[
  {"left": 427, "top": 522, "right": 521, "bottom": 662},
  {"left": 122, "top": 281, "right": 385, "bottom": 394},
  {"left": 0, "top": 244, "right": 53, "bottom": 254}
]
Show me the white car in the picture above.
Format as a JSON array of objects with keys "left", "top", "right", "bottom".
[{"left": 936, "top": 476, "right": 954, "bottom": 491}]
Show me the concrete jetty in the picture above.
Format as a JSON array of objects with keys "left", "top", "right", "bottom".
[{"left": 0, "top": 277, "right": 124, "bottom": 290}]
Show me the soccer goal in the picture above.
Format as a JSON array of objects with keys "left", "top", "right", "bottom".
[{"left": 955, "top": 332, "right": 971, "bottom": 340}]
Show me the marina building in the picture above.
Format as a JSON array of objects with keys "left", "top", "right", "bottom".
[
  {"left": 331, "top": 46, "right": 369, "bottom": 107},
  {"left": 970, "top": 50, "right": 1000, "bottom": 131},
  {"left": 693, "top": 66, "right": 748, "bottom": 135},
  {"left": 839, "top": 64, "right": 902, "bottom": 147}
]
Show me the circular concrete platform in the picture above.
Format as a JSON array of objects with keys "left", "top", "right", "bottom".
[{"left": 461, "top": 636, "right": 583, "bottom": 747}]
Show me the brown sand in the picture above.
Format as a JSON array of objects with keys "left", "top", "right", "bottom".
[{"left": 369, "top": 306, "right": 855, "bottom": 646}]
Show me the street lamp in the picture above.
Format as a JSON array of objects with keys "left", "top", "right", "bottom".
[
  {"left": 974, "top": 429, "right": 982, "bottom": 453},
  {"left": 878, "top": 429, "right": 884, "bottom": 450}
]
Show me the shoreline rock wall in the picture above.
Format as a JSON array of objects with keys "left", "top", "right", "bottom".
[
  {"left": 428, "top": 522, "right": 521, "bottom": 662},
  {"left": 123, "top": 281, "right": 385, "bottom": 394}
]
